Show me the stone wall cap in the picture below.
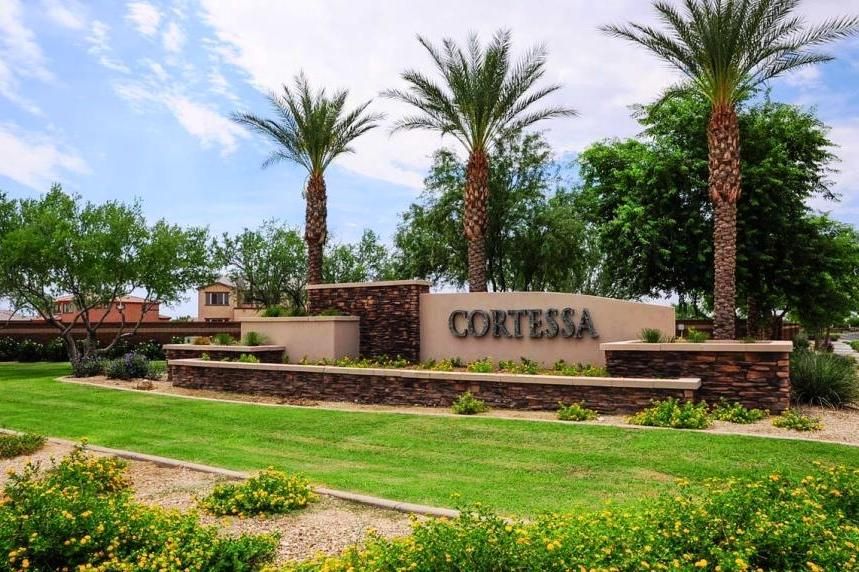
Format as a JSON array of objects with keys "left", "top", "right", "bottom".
[
  {"left": 163, "top": 344, "right": 285, "bottom": 352},
  {"left": 236, "top": 316, "right": 359, "bottom": 322},
  {"left": 306, "top": 279, "right": 431, "bottom": 290},
  {"left": 169, "top": 359, "right": 701, "bottom": 389},
  {"left": 601, "top": 340, "right": 793, "bottom": 352}
]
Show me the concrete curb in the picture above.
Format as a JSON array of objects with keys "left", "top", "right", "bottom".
[
  {"left": 0, "top": 429, "right": 460, "bottom": 519},
  {"left": 56, "top": 377, "right": 859, "bottom": 449}
]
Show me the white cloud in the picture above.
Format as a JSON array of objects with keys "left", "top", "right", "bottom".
[
  {"left": 0, "top": 0, "right": 53, "bottom": 114},
  {"left": 162, "top": 21, "right": 185, "bottom": 53},
  {"left": 0, "top": 123, "right": 89, "bottom": 189},
  {"left": 163, "top": 96, "right": 247, "bottom": 155},
  {"left": 126, "top": 1, "right": 161, "bottom": 37},
  {"left": 42, "top": 0, "right": 86, "bottom": 30},
  {"left": 87, "top": 20, "right": 130, "bottom": 73}
]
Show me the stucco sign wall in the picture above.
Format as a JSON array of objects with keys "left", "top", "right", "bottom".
[{"left": 420, "top": 292, "right": 675, "bottom": 366}]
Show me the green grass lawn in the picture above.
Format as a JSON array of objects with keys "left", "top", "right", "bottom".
[{"left": 1, "top": 362, "right": 858, "bottom": 516}]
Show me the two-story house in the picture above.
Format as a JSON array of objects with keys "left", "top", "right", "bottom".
[
  {"left": 197, "top": 277, "right": 262, "bottom": 322},
  {"left": 53, "top": 295, "right": 171, "bottom": 323}
]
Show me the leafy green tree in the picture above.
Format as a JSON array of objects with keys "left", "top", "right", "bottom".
[
  {"left": 232, "top": 74, "right": 382, "bottom": 285},
  {"left": 385, "top": 30, "right": 576, "bottom": 292},
  {"left": 603, "top": 0, "right": 859, "bottom": 338},
  {"left": 214, "top": 221, "right": 307, "bottom": 311},
  {"left": 0, "top": 185, "right": 215, "bottom": 361},
  {"left": 395, "top": 132, "right": 599, "bottom": 293},
  {"left": 323, "top": 230, "right": 399, "bottom": 284},
  {"left": 579, "top": 93, "right": 844, "bottom": 337}
]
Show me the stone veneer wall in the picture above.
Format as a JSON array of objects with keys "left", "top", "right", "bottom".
[
  {"left": 306, "top": 280, "right": 430, "bottom": 361},
  {"left": 604, "top": 348, "right": 790, "bottom": 412},
  {"left": 169, "top": 361, "right": 697, "bottom": 413}
]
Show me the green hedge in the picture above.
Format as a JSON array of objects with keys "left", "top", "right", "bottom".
[
  {"left": 0, "top": 337, "right": 165, "bottom": 363},
  {"left": 285, "top": 464, "right": 859, "bottom": 572}
]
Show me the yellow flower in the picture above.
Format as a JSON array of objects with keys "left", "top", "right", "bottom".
[{"left": 695, "top": 560, "right": 708, "bottom": 568}]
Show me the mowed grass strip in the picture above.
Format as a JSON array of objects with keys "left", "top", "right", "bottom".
[{"left": 1, "top": 363, "right": 857, "bottom": 516}]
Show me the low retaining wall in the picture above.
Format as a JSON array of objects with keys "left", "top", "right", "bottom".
[
  {"left": 168, "top": 359, "right": 700, "bottom": 413},
  {"left": 163, "top": 345, "right": 285, "bottom": 364},
  {"left": 238, "top": 316, "right": 359, "bottom": 362},
  {"left": 602, "top": 341, "right": 792, "bottom": 412}
]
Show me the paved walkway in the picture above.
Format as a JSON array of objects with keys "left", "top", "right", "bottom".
[{"left": 834, "top": 331, "right": 859, "bottom": 359}]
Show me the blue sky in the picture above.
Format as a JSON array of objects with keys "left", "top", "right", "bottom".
[{"left": 1, "top": 0, "right": 858, "bottom": 316}]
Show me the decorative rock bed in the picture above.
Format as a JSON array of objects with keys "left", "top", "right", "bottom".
[{"left": 167, "top": 359, "right": 700, "bottom": 413}]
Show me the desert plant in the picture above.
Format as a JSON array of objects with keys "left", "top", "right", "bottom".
[
  {"left": 628, "top": 398, "right": 712, "bottom": 429},
  {"left": 192, "top": 336, "right": 211, "bottom": 345},
  {"left": 105, "top": 352, "right": 160, "bottom": 380},
  {"left": 199, "top": 352, "right": 211, "bottom": 361},
  {"left": 557, "top": 402, "right": 599, "bottom": 422},
  {"left": 711, "top": 399, "right": 767, "bottom": 424},
  {"left": 685, "top": 328, "right": 710, "bottom": 343},
  {"left": 498, "top": 357, "right": 540, "bottom": 375},
  {"left": 237, "top": 353, "right": 261, "bottom": 364},
  {"left": 199, "top": 468, "right": 316, "bottom": 516},
  {"left": 71, "top": 355, "right": 104, "bottom": 377},
  {"left": 466, "top": 357, "right": 494, "bottom": 373},
  {"left": 451, "top": 392, "right": 488, "bottom": 415},
  {"left": 790, "top": 350, "right": 859, "bottom": 406},
  {"left": 772, "top": 409, "right": 823, "bottom": 432},
  {"left": 242, "top": 331, "right": 268, "bottom": 346},
  {"left": 385, "top": 30, "right": 575, "bottom": 291},
  {"left": 639, "top": 328, "right": 664, "bottom": 343},
  {"left": 0, "top": 433, "right": 46, "bottom": 459},
  {"left": 604, "top": 1, "right": 859, "bottom": 339},
  {"left": 232, "top": 74, "right": 382, "bottom": 285},
  {"left": 212, "top": 332, "right": 236, "bottom": 346}
]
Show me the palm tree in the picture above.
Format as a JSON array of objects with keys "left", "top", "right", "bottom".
[
  {"left": 602, "top": 0, "right": 858, "bottom": 339},
  {"left": 232, "top": 74, "right": 383, "bottom": 285},
  {"left": 385, "top": 30, "right": 576, "bottom": 292}
]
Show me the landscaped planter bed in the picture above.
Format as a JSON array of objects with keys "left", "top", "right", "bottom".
[
  {"left": 163, "top": 344, "right": 286, "bottom": 364},
  {"left": 168, "top": 359, "right": 700, "bottom": 413},
  {"left": 602, "top": 340, "right": 792, "bottom": 412}
]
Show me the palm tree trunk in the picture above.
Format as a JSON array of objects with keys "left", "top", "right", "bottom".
[
  {"left": 305, "top": 171, "right": 327, "bottom": 285},
  {"left": 465, "top": 149, "right": 489, "bottom": 292},
  {"left": 708, "top": 104, "right": 741, "bottom": 340}
]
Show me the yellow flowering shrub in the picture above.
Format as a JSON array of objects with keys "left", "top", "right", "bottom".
[
  {"left": 200, "top": 468, "right": 317, "bottom": 517},
  {"left": 0, "top": 445, "right": 277, "bottom": 571},
  {"left": 283, "top": 463, "right": 859, "bottom": 572}
]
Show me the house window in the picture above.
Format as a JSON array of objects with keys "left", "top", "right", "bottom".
[{"left": 205, "top": 292, "right": 230, "bottom": 306}]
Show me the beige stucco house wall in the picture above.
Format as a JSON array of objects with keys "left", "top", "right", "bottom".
[{"left": 197, "top": 279, "right": 261, "bottom": 321}]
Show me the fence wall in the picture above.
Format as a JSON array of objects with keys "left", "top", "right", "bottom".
[
  {"left": 0, "top": 321, "right": 241, "bottom": 346},
  {"left": 675, "top": 319, "right": 799, "bottom": 341}
]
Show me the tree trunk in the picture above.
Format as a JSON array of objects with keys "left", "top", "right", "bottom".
[
  {"left": 465, "top": 149, "right": 489, "bottom": 292},
  {"left": 305, "top": 171, "right": 328, "bottom": 285},
  {"left": 708, "top": 105, "right": 741, "bottom": 340}
]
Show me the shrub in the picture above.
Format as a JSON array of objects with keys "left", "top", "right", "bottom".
[
  {"left": 283, "top": 464, "right": 859, "bottom": 572},
  {"left": 192, "top": 335, "right": 212, "bottom": 345},
  {"left": 498, "top": 357, "right": 540, "bottom": 375},
  {"left": 105, "top": 352, "right": 162, "bottom": 380},
  {"left": 639, "top": 328, "right": 664, "bottom": 343},
  {"left": 772, "top": 409, "right": 823, "bottom": 431},
  {"left": 451, "top": 391, "right": 488, "bottom": 415},
  {"left": 242, "top": 331, "right": 268, "bottom": 346},
  {"left": 850, "top": 339, "right": 859, "bottom": 353},
  {"left": 557, "top": 401, "right": 598, "bottom": 422},
  {"left": 684, "top": 327, "right": 709, "bottom": 343},
  {"left": 552, "top": 360, "right": 608, "bottom": 377},
  {"left": 318, "top": 307, "right": 344, "bottom": 316},
  {"left": 170, "top": 335, "right": 187, "bottom": 344},
  {"left": 237, "top": 353, "right": 260, "bottom": 364},
  {"left": 261, "top": 305, "right": 290, "bottom": 317},
  {"left": 0, "top": 337, "right": 20, "bottom": 361},
  {"left": 711, "top": 399, "right": 768, "bottom": 424},
  {"left": 42, "top": 337, "right": 68, "bottom": 361},
  {"left": 794, "top": 332, "right": 811, "bottom": 352},
  {"left": 200, "top": 352, "right": 211, "bottom": 361},
  {"left": 466, "top": 357, "right": 494, "bottom": 373},
  {"left": 134, "top": 339, "right": 164, "bottom": 360},
  {"left": 70, "top": 355, "right": 105, "bottom": 377},
  {"left": 628, "top": 398, "right": 712, "bottom": 429},
  {"left": 0, "top": 433, "right": 46, "bottom": 459},
  {"left": 0, "top": 445, "right": 278, "bottom": 570},
  {"left": 791, "top": 350, "right": 859, "bottom": 406},
  {"left": 17, "top": 339, "right": 43, "bottom": 362},
  {"left": 212, "top": 332, "right": 237, "bottom": 345},
  {"left": 199, "top": 468, "right": 316, "bottom": 517}
]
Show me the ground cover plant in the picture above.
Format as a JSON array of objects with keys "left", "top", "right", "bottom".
[
  {"left": 791, "top": 349, "right": 859, "bottom": 406},
  {"left": 639, "top": 328, "right": 665, "bottom": 343},
  {"left": 450, "top": 391, "right": 488, "bottom": 415},
  {"left": 711, "top": 399, "right": 768, "bottom": 424},
  {"left": 0, "top": 445, "right": 277, "bottom": 571},
  {"left": 556, "top": 401, "right": 598, "bottom": 422},
  {"left": 0, "top": 432, "right": 45, "bottom": 459},
  {"left": 628, "top": 398, "right": 712, "bottom": 429},
  {"left": 242, "top": 332, "right": 269, "bottom": 346},
  {"left": 212, "top": 332, "right": 237, "bottom": 345},
  {"left": 284, "top": 463, "right": 859, "bottom": 572},
  {"left": 684, "top": 327, "right": 710, "bottom": 343},
  {"left": 2, "top": 363, "right": 859, "bottom": 515},
  {"left": 773, "top": 409, "right": 824, "bottom": 432},
  {"left": 200, "top": 468, "right": 317, "bottom": 517}
]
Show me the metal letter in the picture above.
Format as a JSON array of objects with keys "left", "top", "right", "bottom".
[
  {"left": 560, "top": 308, "right": 577, "bottom": 338},
  {"left": 507, "top": 309, "right": 527, "bottom": 338},
  {"left": 448, "top": 310, "right": 468, "bottom": 337},
  {"left": 577, "top": 308, "right": 599, "bottom": 338},
  {"left": 492, "top": 309, "right": 511, "bottom": 338},
  {"left": 468, "top": 310, "right": 491, "bottom": 337},
  {"left": 527, "top": 309, "right": 543, "bottom": 338},
  {"left": 544, "top": 308, "right": 560, "bottom": 338}
]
